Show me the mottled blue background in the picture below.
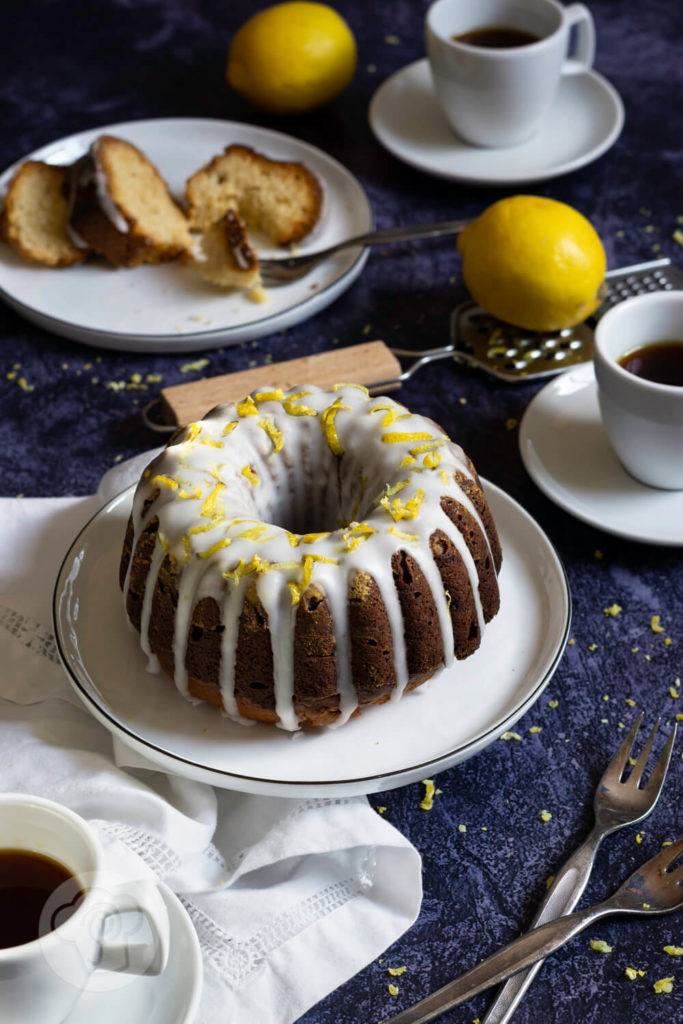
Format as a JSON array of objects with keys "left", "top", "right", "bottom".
[{"left": 1, "top": 1, "right": 681, "bottom": 1022}]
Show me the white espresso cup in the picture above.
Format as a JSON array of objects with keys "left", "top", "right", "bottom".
[
  {"left": 594, "top": 291, "right": 683, "bottom": 490},
  {"left": 425, "top": 0, "right": 595, "bottom": 147},
  {"left": 0, "top": 794, "right": 170, "bottom": 1024}
]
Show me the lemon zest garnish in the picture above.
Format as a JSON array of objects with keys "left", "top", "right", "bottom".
[
  {"left": 333, "top": 381, "right": 369, "bottom": 394},
  {"left": 653, "top": 977, "right": 674, "bottom": 994},
  {"left": 151, "top": 474, "right": 178, "bottom": 491},
  {"left": 420, "top": 779, "right": 436, "bottom": 811},
  {"left": 301, "top": 532, "right": 330, "bottom": 543},
  {"left": 603, "top": 604, "right": 622, "bottom": 617},
  {"left": 198, "top": 538, "right": 232, "bottom": 558},
  {"left": 221, "top": 420, "right": 239, "bottom": 436},
  {"left": 370, "top": 402, "right": 401, "bottom": 426},
  {"left": 624, "top": 967, "right": 645, "bottom": 980},
  {"left": 234, "top": 525, "right": 271, "bottom": 541},
  {"left": 282, "top": 392, "right": 317, "bottom": 417},
  {"left": 157, "top": 533, "right": 170, "bottom": 552},
  {"left": 400, "top": 455, "right": 416, "bottom": 468},
  {"left": 258, "top": 418, "right": 284, "bottom": 453},
  {"left": 286, "top": 531, "right": 301, "bottom": 548},
  {"left": 389, "top": 526, "right": 419, "bottom": 542},
  {"left": 201, "top": 482, "right": 225, "bottom": 518},
  {"left": 184, "top": 423, "right": 201, "bottom": 443},
  {"left": 589, "top": 939, "right": 612, "bottom": 953},
  {"left": 188, "top": 520, "right": 221, "bottom": 535},
  {"left": 409, "top": 438, "right": 448, "bottom": 455},
  {"left": 182, "top": 534, "right": 192, "bottom": 562},
  {"left": 651, "top": 614, "right": 665, "bottom": 633},
  {"left": 663, "top": 945, "right": 683, "bottom": 955},
  {"left": 321, "top": 398, "right": 350, "bottom": 455},
  {"left": 439, "top": 469, "right": 451, "bottom": 485},
  {"left": 199, "top": 439, "right": 222, "bottom": 448},
  {"left": 236, "top": 395, "right": 258, "bottom": 417},
  {"left": 223, "top": 554, "right": 264, "bottom": 582},
  {"left": 383, "top": 431, "right": 433, "bottom": 444},
  {"left": 241, "top": 465, "right": 259, "bottom": 486},
  {"left": 380, "top": 488, "right": 425, "bottom": 522},
  {"left": 387, "top": 966, "right": 407, "bottom": 977},
  {"left": 178, "top": 487, "right": 202, "bottom": 499},
  {"left": 423, "top": 452, "right": 441, "bottom": 468},
  {"left": 254, "top": 389, "right": 285, "bottom": 403}
]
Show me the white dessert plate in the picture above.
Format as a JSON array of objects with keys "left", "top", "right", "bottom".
[
  {"left": 519, "top": 361, "right": 683, "bottom": 545},
  {"left": 53, "top": 480, "right": 570, "bottom": 798},
  {"left": 368, "top": 59, "right": 624, "bottom": 185},
  {"left": 0, "top": 118, "right": 372, "bottom": 353},
  {"left": 66, "top": 882, "right": 202, "bottom": 1024}
]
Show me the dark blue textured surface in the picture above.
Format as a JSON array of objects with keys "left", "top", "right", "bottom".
[{"left": 1, "top": 2, "right": 681, "bottom": 1022}]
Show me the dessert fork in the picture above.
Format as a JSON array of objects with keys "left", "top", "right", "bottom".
[
  {"left": 481, "top": 714, "right": 677, "bottom": 1024},
  {"left": 258, "top": 218, "right": 470, "bottom": 285},
  {"left": 382, "top": 837, "right": 683, "bottom": 1024}
]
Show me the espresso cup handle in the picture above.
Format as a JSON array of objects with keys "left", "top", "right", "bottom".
[
  {"left": 562, "top": 3, "right": 596, "bottom": 74},
  {"left": 96, "top": 879, "right": 170, "bottom": 976}
]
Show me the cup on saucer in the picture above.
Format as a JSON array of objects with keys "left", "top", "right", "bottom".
[
  {"left": 425, "top": 0, "right": 595, "bottom": 147},
  {"left": 0, "top": 794, "right": 170, "bottom": 1024},
  {"left": 594, "top": 291, "right": 683, "bottom": 490}
]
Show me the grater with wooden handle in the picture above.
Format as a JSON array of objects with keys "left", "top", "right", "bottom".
[{"left": 144, "top": 258, "right": 683, "bottom": 431}]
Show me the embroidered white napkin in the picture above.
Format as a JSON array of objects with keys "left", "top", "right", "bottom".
[{"left": 0, "top": 461, "right": 422, "bottom": 1024}]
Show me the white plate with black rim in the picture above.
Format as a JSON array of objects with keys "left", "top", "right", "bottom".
[
  {"left": 53, "top": 480, "right": 570, "bottom": 797},
  {"left": 0, "top": 118, "right": 371, "bottom": 353}
]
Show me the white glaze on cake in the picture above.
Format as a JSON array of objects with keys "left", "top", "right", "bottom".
[{"left": 123, "top": 384, "right": 496, "bottom": 730}]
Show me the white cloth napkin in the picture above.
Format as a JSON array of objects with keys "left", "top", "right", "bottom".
[{"left": 0, "top": 457, "right": 422, "bottom": 1024}]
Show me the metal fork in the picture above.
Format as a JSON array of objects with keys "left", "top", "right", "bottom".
[
  {"left": 480, "top": 714, "right": 677, "bottom": 1024},
  {"left": 258, "top": 218, "right": 470, "bottom": 285},
  {"left": 383, "top": 837, "right": 683, "bottom": 1024}
]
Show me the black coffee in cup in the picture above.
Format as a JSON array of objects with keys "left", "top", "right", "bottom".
[
  {"left": 618, "top": 341, "right": 683, "bottom": 386},
  {"left": 0, "top": 849, "right": 85, "bottom": 948},
  {"left": 453, "top": 26, "right": 540, "bottom": 47}
]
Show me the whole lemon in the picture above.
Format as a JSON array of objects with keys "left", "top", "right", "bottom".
[
  {"left": 457, "top": 195, "right": 606, "bottom": 332},
  {"left": 226, "top": 2, "right": 357, "bottom": 115}
]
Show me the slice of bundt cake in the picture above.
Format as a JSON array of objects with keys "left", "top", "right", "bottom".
[
  {"left": 185, "top": 144, "right": 322, "bottom": 244},
  {"left": 195, "top": 209, "right": 261, "bottom": 290},
  {"left": 67, "top": 135, "right": 193, "bottom": 267},
  {"left": 1, "top": 161, "right": 85, "bottom": 267}
]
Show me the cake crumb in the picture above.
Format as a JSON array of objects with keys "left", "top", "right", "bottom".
[{"left": 589, "top": 939, "right": 613, "bottom": 953}]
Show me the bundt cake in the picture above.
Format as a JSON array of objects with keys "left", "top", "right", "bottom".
[
  {"left": 119, "top": 384, "right": 502, "bottom": 731},
  {"left": 67, "top": 135, "right": 193, "bottom": 267},
  {"left": 185, "top": 143, "right": 322, "bottom": 243},
  {"left": 195, "top": 209, "right": 261, "bottom": 291},
  {"left": 1, "top": 160, "right": 85, "bottom": 267}
]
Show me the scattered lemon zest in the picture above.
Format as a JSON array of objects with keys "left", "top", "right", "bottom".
[
  {"left": 241, "top": 465, "right": 259, "bottom": 485},
  {"left": 663, "top": 946, "right": 683, "bottom": 956},
  {"left": 603, "top": 604, "right": 622, "bottom": 617},
  {"left": 387, "top": 966, "right": 407, "bottom": 977},
  {"left": 589, "top": 940, "right": 612, "bottom": 953},
  {"left": 540, "top": 810, "right": 552, "bottom": 822},
  {"left": 653, "top": 977, "right": 674, "bottom": 994},
  {"left": 420, "top": 779, "right": 436, "bottom": 810},
  {"left": 651, "top": 615, "right": 665, "bottom": 633},
  {"left": 198, "top": 538, "right": 232, "bottom": 558}
]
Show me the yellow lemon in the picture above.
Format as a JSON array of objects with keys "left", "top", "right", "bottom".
[
  {"left": 226, "top": 2, "right": 357, "bottom": 115},
  {"left": 457, "top": 195, "right": 606, "bottom": 331}
]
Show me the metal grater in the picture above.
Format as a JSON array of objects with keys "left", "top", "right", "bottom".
[{"left": 450, "top": 257, "right": 683, "bottom": 382}]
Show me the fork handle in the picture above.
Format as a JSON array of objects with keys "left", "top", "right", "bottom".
[
  {"left": 382, "top": 899, "right": 618, "bottom": 1024},
  {"left": 322, "top": 218, "right": 470, "bottom": 257},
  {"left": 482, "top": 823, "right": 606, "bottom": 1024}
]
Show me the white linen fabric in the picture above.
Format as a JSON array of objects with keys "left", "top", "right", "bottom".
[{"left": 0, "top": 457, "right": 422, "bottom": 1024}]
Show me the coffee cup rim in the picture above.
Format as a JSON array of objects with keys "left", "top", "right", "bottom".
[
  {"left": 0, "top": 794, "right": 101, "bottom": 959},
  {"left": 594, "top": 291, "right": 683, "bottom": 396},
  {"left": 426, "top": 0, "right": 565, "bottom": 53}
]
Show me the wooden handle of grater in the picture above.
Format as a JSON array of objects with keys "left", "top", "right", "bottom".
[{"left": 157, "top": 341, "right": 402, "bottom": 426}]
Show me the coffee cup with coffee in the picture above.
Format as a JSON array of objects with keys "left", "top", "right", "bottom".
[
  {"left": 593, "top": 291, "right": 683, "bottom": 490},
  {"left": 0, "top": 793, "right": 170, "bottom": 1024},
  {"left": 425, "top": 0, "right": 595, "bottom": 147}
]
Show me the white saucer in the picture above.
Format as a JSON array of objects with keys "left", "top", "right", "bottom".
[
  {"left": 53, "top": 480, "right": 570, "bottom": 798},
  {"left": 519, "top": 362, "right": 683, "bottom": 545},
  {"left": 368, "top": 59, "right": 624, "bottom": 185},
  {"left": 0, "top": 118, "right": 372, "bottom": 354},
  {"left": 66, "top": 883, "right": 202, "bottom": 1024}
]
